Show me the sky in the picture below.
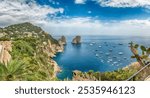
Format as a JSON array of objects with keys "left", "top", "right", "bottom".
[{"left": 0, "top": 0, "right": 150, "bottom": 36}]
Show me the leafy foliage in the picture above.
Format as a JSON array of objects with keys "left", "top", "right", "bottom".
[
  {"left": 0, "top": 22, "right": 60, "bottom": 81},
  {"left": 129, "top": 42, "right": 150, "bottom": 66},
  {"left": 72, "top": 68, "right": 137, "bottom": 81}
]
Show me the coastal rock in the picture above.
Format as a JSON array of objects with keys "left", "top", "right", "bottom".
[
  {"left": 58, "top": 36, "right": 66, "bottom": 45},
  {"left": 72, "top": 70, "right": 97, "bottom": 81},
  {"left": 72, "top": 36, "right": 81, "bottom": 44},
  {"left": 50, "top": 59, "right": 61, "bottom": 78},
  {"left": 42, "top": 39, "right": 64, "bottom": 58},
  {"left": 0, "top": 41, "right": 12, "bottom": 66},
  {"left": 55, "top": 45, "right": 64, "bottom": 52},
  {"left": 123, "top": 62, "right": 141, "bottom": 70}
]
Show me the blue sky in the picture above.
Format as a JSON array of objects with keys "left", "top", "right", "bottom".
[
  {"left": 37, "top": 0, "right": 150, "bottom": 20},
  {"left": 0, "top": 0, "right": 150, "bottom": 36}
]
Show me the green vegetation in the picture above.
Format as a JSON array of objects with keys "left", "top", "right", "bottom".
[
  {"left": 0, "top": 22, "right": 149, "bottom": 81},
  {"left": 0, "top": 22, "right": 58, "bottom": 44},
  {"left": 0, "top": 22, "right": 59, "bottom": 81},
  {"left": 101, "top": 69, "right": 137, "bottom": 81},
  {"left": 129, "top": 42, "right": 150, "bottom": 66},
  {"left": 73, "top": 68, "right": 138, "bottom": 81}
]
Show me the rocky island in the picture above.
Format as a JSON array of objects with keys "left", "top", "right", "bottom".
[{"left": 72, "top": 36, "right": 81, "bottom": 44}]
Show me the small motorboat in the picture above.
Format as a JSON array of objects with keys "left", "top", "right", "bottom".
[
  {"left": 98, "top": 45, "right": 102, "bottom": 48},
  {"left": 118, "top": 52, "right": 123, "bottom": 55},
  {"left": 90, "top": 43, "right": 93, "bottom": 46},
  {"left": 95, "top": 54, "right": 99, "bottom": 57},
  {"left": 105, "top": 53, "right": 110, "bottom": 56}
]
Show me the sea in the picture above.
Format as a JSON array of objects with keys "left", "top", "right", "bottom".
[{"left": 53, "top": 35, "right": 150, "bottom": 80}]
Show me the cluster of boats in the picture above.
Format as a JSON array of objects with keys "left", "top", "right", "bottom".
[{"left": 89, "top": 41, "right": 130, "bottom": 66}]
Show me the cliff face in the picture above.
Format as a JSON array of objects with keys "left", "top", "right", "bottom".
[
  {"left": 42, "top": 39, "right": 64, "bottom": 58},
  {"left": 50, "top": 59, "right": 61, "bottom": 78},
  {"left": 0, "top": 41, "right": 12, "bottom": 66},
  {"left": 72, "top": 36, "right": 81, "bottom": 44}
]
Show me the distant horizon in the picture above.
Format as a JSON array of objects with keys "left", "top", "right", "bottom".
[{"left": 1, "top": 21, "right": 150, "bottom": 37}]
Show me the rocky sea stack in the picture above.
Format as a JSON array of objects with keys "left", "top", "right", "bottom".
[
  {"left": 58, "top": 36, "right": 67, "bottom": 45},
  {"left": 72, "top": 36, "right": 81, "bottom": 44}
]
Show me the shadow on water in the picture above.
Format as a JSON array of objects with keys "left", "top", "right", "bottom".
[{"left": 72, "top": 43, "right": 82, "bottom": 49}]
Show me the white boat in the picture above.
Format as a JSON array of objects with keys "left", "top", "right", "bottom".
[
  {"left": 100, "top": 59, "right": 104, "bottom": 63},
  {"left": 108, "top": 59, "right": 113, "bottom": 62},
  {"left": 118, "top": 52, "right": 123, "bottom": 55},
  {"left": 95, "top": 54, "right": 99, "bottom": 57},
  {"left": 90, "top": 43, "right": 93, "bottom": 46},
  {"left": 107, "top": 60, "right": 110, "bottom": 63},
  {"left": 118, "top": 60, "right": 121, "bottom": 62},
  {"left": 113, "top": 62, "right": 118, "bottom": 64},
  {"left": 105, "top": 53, "right": 110, "bottom": 56}
]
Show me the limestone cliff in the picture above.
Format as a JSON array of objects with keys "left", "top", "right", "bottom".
[
  {"left": 0, "top": 41, "right": 12, "bottom": 66},
  {"left": 72, "top": 36, "right": 81, "bottom": 44},
  {"left": 50, "top": 59, "right": 61, "bottom": 78},
  {"left": 42, "top": 39, "right": 64, "bottom": 58}
]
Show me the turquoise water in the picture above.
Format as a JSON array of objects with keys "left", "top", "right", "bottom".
[{"left": 53, "top": 36, "right": 150, "bottom": 80}]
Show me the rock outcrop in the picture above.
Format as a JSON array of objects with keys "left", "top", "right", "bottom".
[
  {"left": 0, "top": 41, "right": 12, "bottom": 66},
  {"left": 42, "top": 39, "right": 64, "bottom": 58},
  {"left": 123, "top": 62, "right": 141, "bottom": 70},
  {"left": 72, "top": 36, "right": 81, "bottom": 44},
  {"left": 50, "top": 59, "right": 61, "bottom": 78},
  {"left": 72, "top": 70, "right": 98, "bottom": 81},
  {"left": 58, "top": 36, "right": 66, "bottom": 45}
]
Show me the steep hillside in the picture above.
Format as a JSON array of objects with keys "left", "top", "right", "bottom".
[
  {"left": 0, "top": 22, "right": 58, "bottom": 44},
  {"left": 0, "top": 22, "right": 63, "bottom": 81}
]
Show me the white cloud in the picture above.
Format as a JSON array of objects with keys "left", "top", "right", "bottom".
[
  {"left": 96, "top": 0, "right": 150, "bottom": 8},
  {"left": 0, "top": 0, "right": 64, "bottom": 27},
  {"left": 75, "top": 0, "right": 86, "bottom": 4},
  {"left": 0, "top": 0, "right": 150, "bottom": 36},
  {"left": 40, "top": 17, "right": 150, "bottom": 36}
]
